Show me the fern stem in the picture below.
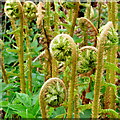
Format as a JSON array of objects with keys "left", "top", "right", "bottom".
[
  {"left": 43, "top": 1, "right": 52, "bottom": 80},
  {"left": 68, "top": 9, "right": 73, "bottom": 22},
  {"left": 0, "top": 40, "right": 8, "bottom": 84},
  {"left": 19, "top": 6, "right": 25, "bottom": 93},
  {"left": 74, "top": 84, "right": 79, "bottom": 118},
  {"left": 50, "top": 34, "right": 77, "bottom": 118},
  {"left": 66, "top": 35, "right": 77, "bottom": 118},
  {"left": 54, "top": 2, "right": 59, "bottom": 35},
  {"left": 92, "top": 22, "right": 113, "bottom": 118},
  {"left": 52, "top": 57, "right": 58, "bottom": 77},
  {"left": 111, "top": 1, "right": 118, "bottom": 30},
  {"left": 24, "top": 19, "right": 32, "bottom": 92},
  {"left": 5, "top": 1, "right": 26, "bottom": 93},
  {"left": 51, "top": 2, "right": 59, "bottom": 77},
  {"left": 70, "top": 2, "right": 79, "bottom": 37},
  {"left": 104, "top": 50, "right": 111, "bottom": 109},
  {"left": 105, "top": 1, "right": 118, "bottom": 110},
  {"left": 10, "top": 20, "right": 19, "bottom": 46},
  {"left": 86, "top": 0, "right": 91, "bottom": 19},
  {"left": 109, "top": 45, "right": 117, "bottom": 109},
  {"left": 97, "top": 2, "right": 102, "bottom": 30}
]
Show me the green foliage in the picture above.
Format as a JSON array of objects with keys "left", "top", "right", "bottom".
[
  {"left": 0, "top": 92, "right": 40, "bottom": 118},
  {"left": 1, "top": 1, "right": 119, "bottom": 119}
]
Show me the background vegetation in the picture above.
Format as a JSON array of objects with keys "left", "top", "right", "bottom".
[{"left": 0, "top": 0, "right": 120, "bottom": 119}]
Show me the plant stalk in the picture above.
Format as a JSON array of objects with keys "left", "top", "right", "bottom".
[
  {"left": 19, "top": 7, "right": 25, "bottom": 93},
  {"left": 24, "top": 19, "right": 32, "bottom": 92},
  {"left": 70, "top": 2, "right": 79, "bottom": 37},
  {"left": 97, "top": 2, "right": 102, "bottom": 30},
  {"left": 104, "top": 50, "right": 111, "bottom": 109},
  {"left": 43, "top": 1, "right": 52, "bottom": 80},
  {"left": 109, "top": 45, "right": 117, "bottom": 110},
  {"left": 92, "top": 22, "right": 113, "bottom": 118},
  {"left": 66, "top": 35, "right": 77, "bottom": 118},
  {"left": 0, "top": 40, "right": 8, "bottom": 84}
]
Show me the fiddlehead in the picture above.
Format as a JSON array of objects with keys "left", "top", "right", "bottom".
[
  {"left": 77, "top": 46, "right": 97, "bottom": 76},
  {"left": 78, "top": 17, "right": 98, "bottom": 47},
  {"left": 104, "top": 26, "right": 118, "bottom": 111},
  {"left": 23, "top": 1, "right": 37, "bottom": 20},
  {"left": 4, "top": 0, "right": 21, "bottom": 45},
  {"left": 36, "top": 2, "right": 45, "bottom": 28},
  {"left": 105, "top": 1, "right": 118, "bottom": 111},
  {"left": 50, "top": 34, "right": 72, "bottom": 62},
  {"left": 4, "top": 0, "right": 25, "bottom": 93},
  {"left": 23, "top": 1, "right": 37, "bottom": 92},
  {"left": 4, "top": 0, "right": 21, "bottom": 20},
  {"left": 39, "top": 78, "right": 66, "bottom": 118},
  {"left": 50, "top": 34, "right": 77, "bottom": 118},
  {"left": 92, "top": 22, "right": 113, "bottom": 118}
]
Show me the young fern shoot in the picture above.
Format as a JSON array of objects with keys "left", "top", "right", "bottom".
[
  {"left": 39, "top": 78, "right": 66, "bottom": 118},
  {"left": 77, "top": 46, "right": 98, "bottom": 76},
  {"left": 78, "top": 17, "right": 98, "bottom": 47},
  {"left": 49, "top": 34, "right": 77, "bottom": 118},
  {"left": 92, "top": 22, "right": 113, "bottom": 118},
  {"left": 4, "top": 0, "right": 25, "bottom": 93},
  {"left": 104, "top": 1, "right": 118, "bottom": 111},
  {"left": 23, "top": 1, "right": 37, "bottom": 92},
  {"left": 104, "top": 27, "right": 118, "bottom": 111}
]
